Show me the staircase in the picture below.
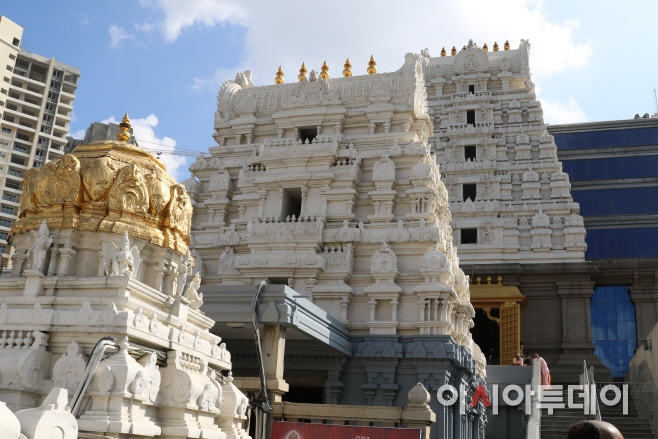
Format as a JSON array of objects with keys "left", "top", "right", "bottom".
[{"left": 539, "top": 384, "right": 656, "bottom": 439}]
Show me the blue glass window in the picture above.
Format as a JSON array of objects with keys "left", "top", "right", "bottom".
[
  {"left": 591, "top": 286, "right": 636, "bottom": 377},
  {"left": 554, "top": 127, "right": 658, "bottom": 151},
  {"left": 573, "top": 187, "right": 658, "bottom": 216},
  {"left": 562, "top": 156, "right": 658, "bottom": 181},
  {"left": 585, "top": 228, "right": 658, "bottom": 259}
]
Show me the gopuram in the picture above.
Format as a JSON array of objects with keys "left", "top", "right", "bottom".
[
  {"left": 0, "top": 119, "right": 251, "bottom": 439},
  {"left": 187, "top": 50, "right": 488, "bottom": 437}
]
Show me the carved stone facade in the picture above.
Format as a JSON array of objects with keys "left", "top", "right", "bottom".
[
  {"left": 0, "top": 137, "right": 250, "bottom": 439},
  {"left": 191, "top": 55, "right": 487, "bottom": 438},
  {"left": 426, "top": 39, "right": 586, "bottom": 263}
]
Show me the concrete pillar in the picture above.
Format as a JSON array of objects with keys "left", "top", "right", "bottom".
[{"left": 262, "top": 324, "right": 287, "bottom": 403}]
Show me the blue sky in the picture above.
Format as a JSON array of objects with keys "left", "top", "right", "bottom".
[{"left": 3, "top": 1, "right": 656, "bottom": 180}]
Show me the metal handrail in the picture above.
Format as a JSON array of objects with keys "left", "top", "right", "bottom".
[{"left": 582, "top": 360, "right": 602, "bottom": 421}]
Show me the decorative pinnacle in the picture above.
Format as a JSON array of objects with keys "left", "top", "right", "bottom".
[
  {"left": 493, "top": 41, "right": 499, "bottom": 51},
  {"left": 298, "top": 62, "right": 307, "bottom": 82},
  {"left": 342, "top": 58, "right": 352, "bottom": 77},
  {"left": 367, "top": 55, "right": 377, "bottom": 75},
  {"left": 483, "top": 43, "right": 488, "bottom": 52},
  {"left": 320, "top": 60, "right": 329, "bottom": 79},
  {"left": 504, "top": 40, "right": 510, "bottom": 50},
  {"left": 440, "top": 47, "right": 446, "bottom": 57},
  {"left": 116, "top": 113, "right": 131, "bottom": 142},
  {"left": 451, "top": 46, "right": 457, "bottom": 56},
  {"left": 462, "top": 45, "right": 466, "bottom": 51},
  {"left": 274, "top": 66, "right": 284, "bottom": 84}
]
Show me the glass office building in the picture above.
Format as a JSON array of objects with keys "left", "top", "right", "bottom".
[{"left": 550, "top": 117, "right": 658, "bottom": 377}]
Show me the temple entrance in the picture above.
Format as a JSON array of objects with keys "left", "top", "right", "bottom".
[
  {"left": 472, "top": 308, "right": 500, "bottom": 365},
  {"left": 469, "top": 276, "right": 526, "bottom": 365}
]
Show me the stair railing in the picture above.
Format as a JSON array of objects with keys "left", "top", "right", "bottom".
[{"left": 581, "top": 360, "right": 601, "bottom": 421}]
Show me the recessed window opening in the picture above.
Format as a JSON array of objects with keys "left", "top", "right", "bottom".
[
  {"left": 467, "top": 110, "right": 475, "bottom": 125},
  {"left": 280, "top": 187, "right": 302, "bottom": 221},
  {"left": 461, "top": 228, "right": 478, "bottom": 244},
  {"left": 298, "top": 128, "right": 316, "bottom": 143},
  {"left": 464, "top": 145, "right": 476, "bottom": 161},
  {"left": 468, "top": 85, "right": 475, "bottom": 94},
  {"left": 463, "top": 184, "right": 477, "bottom": 202}
]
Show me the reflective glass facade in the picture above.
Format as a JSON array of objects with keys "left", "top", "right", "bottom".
[
  {"left": 553, "top": 125, "right": 658, "bottom": 260},
  {"left": 591, "top": 286, "right": 637, "bottom": 377},
  {"left": 553, "top": 127, "right": 658, "bottom": 150},
  {"left": 562, "top": 156, "right": 658, "bottom": 181}
]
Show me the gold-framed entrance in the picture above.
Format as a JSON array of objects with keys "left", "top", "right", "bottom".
[{"left": 469, "top": 276, "right": 526, "bottom": 365}]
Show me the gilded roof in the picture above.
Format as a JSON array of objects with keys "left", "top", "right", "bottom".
[{"left": 11, "top": 139, "right": 193, "bottom": 254}]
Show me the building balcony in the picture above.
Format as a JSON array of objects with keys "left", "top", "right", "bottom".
[
  {"left": 2, "top": 118, "right": 36, "bottom": 135},
  {"left": 6, "top": 93, "right": 41, "bottom": 110},
  {"left": 4, "top": 106, "right": 38, "bottom": 122}
]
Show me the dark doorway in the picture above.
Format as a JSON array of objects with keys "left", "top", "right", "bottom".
[
  {"left": 467, "top": 110, "right": 475, "bottom": 125},
  {"left": 283, "top": 386, "right": 324, "bottom": 404},
  {"left": 468, "top": 85, "right": 475, "bottom": 94},
  {"left": 472, "top": 308, "right": 500, "bottom": 365},
  {"left": 464, "top": 145, "right": 476, "bottom": 161},
  {"left": 463, "top": 184, "right": 477, "bottom": 201}
]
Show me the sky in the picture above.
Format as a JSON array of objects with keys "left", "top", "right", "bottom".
[{"left": 3, "top": 1, "right": 657, "bottom": 181}]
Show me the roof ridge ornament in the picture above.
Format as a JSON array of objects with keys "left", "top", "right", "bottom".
[
  {"left": 116, "top": 113, "right": 131, "bottom": 142},
  {"left": 367, "top": 55, "right": 376, "bottom": 74}
]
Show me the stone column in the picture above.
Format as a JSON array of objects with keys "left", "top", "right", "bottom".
[
  {"left": 47, "top": 248, "right": 60, "bottom": 276},
  {"left": 552, "top": 280, "right": 611, "bottom": 383},
  {"left": 262, "top": 324, "right": 288, "bottom": 403},
  {"left": 57, "top": 247, "right": 76, "bottom": 276}
]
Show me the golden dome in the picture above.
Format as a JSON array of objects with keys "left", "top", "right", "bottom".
[{"left": 12, "top": 138, "right": 192, "bottom": 254}]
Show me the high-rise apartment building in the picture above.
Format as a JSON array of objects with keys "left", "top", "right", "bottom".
[{"left": 0, "top": 16, "right": 80, "bottom": 268}]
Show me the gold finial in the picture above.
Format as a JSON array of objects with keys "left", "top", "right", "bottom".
[
  {"left": 367, "top": 55, "right": 377, "bottom": 74},
  {"left": 298, "top": 62, "right": 307, "bottom": 82},
  {"left": 462, "top": 45, "right": 466, "bottom": 51},
  {"left": 451, "top": 46, "right": 457, "bottom": 56},
  {"left": 504, "top": 40, "right": 510, "bottom": 50},
  {"left": 320, "top": 60, "right": 329, "bottom": 79},
  {"left": 275, "top": 66, "right": 284, "bottom": 84},
  {"left": 440, "top": 47, "right": 446, "bottom": 57},
  {"left": 493, "top": 41, "right": 499, "bottom": 51},
  {"left": 342, "top": 58, "right": 352, "bottom": 77},
  {"left": 116, "top": 113, "right": 131, "bottom": 142},
  {"left": 483, "top": 43, "right": 488, "bottom": 52}
]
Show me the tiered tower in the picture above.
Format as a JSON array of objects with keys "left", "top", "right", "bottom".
[
  {"left": 188, "top": 58, "right": 487, "bottom": 436},
  {"left": 426, "top": 39, "right": 586, "bottom": 262},
  {"left": 0, "top": 120, "right": 250, "bottom": 439}
]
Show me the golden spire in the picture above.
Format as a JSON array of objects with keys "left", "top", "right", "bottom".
[
  {"left": 320, "top": 60, "right": 329, "bottom": 79},
  {"left": 275, "top": 66, "right": 284, "bottom": 84},
  {"left": 451, "top": 46, "right": 457, "bottom": 56},
  {"left": 116, "top": 113, "right": 131, "bottom": 142},
  {"left": 440, "top": 47, "right": 446, "bottom": 57},
  {"left": 462, "top": 45, "right": 466, "bottom": 51},
  {"left": 493, "top": 41, "right": 499, "bottom": 51},
  {"left": 342, "top": 58, "right": 352, "bottom": 77},
  {"left": 483, "top": 43, "right": 488, "bottom": 52},
  {"left": 504, "top": 40, "right": 510, "bottom": 50},
  {"left": 367, "top": 55, "right": 377, "bottom": 74},
  {"left": 298, "top": 62, "right": 307, "bottom": 82}
]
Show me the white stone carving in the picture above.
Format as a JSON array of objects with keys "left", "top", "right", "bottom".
[
  {"left": 371, "top": 242, "right": 398, "bottom": 273},
  {"left": 101, "top": 231, "right": 141, "bottom": 277},
  {"left": 52, "top": 340, "right": 88, "bottom": 393},
  {"left": 14, "top": 387, "right": 78, "bottom": 439},
  {"left": 25, "top": 221, "right": 53, "bottom": 274},
  {"left": 183, "top": 272, "right": 203, "bottom": 310}
]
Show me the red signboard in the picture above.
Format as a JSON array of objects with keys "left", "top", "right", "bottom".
[{"left": 272, "top": 421, "right": 421, "bottom": 439}]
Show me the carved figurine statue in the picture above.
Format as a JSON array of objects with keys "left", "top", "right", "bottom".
[
  {"left": 174, "top": 250, "right": 193, "bottom": 296},
  {"left": 184, "top": 272, "right": 203, "bottom": 309},
  {"left": 26, "top": 220, "right": 54, "bottom": 273},
  {"left": 102, "top": 231, "right": 141, "bottom": 277}
]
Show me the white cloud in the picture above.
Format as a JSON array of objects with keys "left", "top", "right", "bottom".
[
  {"left": 102, "top": 114, "right": 187, "bottom": 180},
  {"left": 109, "top": 25, "right": 131, "bottom": 48},
  {"left": 70, "top": 129, "right": 86, "bottom": 140},
  {"left": 168, "top": 0, "right": 593, "bottom": 89},
  {"left": 192, "top": 67, "right": 238, "bottom": 92},
  {"left": 138, "top": 0, "right": 247, "bottom": 42},
  {"left": 542, "top": 97, "right": 588, "bottom": 125}
]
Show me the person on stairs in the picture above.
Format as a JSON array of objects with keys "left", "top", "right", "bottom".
[{"left": 533, "top": 353, "right": 550, "bottom": 389}]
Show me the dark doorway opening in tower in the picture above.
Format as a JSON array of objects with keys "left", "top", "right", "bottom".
[
  {"left": 472, "top": 308, "right": 500, "bottom": 365},
  {"left": 468, "top": 85, "right": 475, "bottom": 94},
  {"left": 467, "top": 110, "right": 475, "bottom": 125}
]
